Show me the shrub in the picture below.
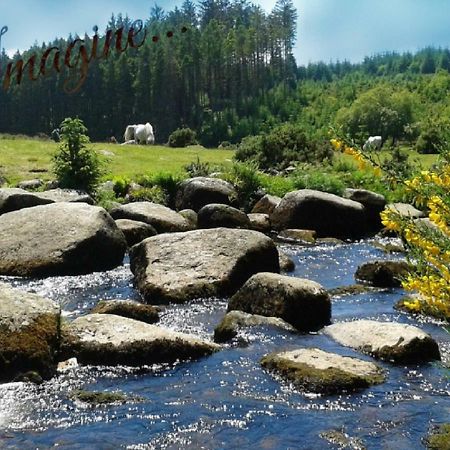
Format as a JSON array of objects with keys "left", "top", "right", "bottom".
[
  {"left": 415, "top": 120, "right": 450, "bottom": 154},
  {"left": 168, "top": 127, "right": 197, "bottom": 148},
  {"left": 291, "top": 169, "right": 345, "bottom": 196},
  {"left": 221, "top": 162, "right": 263, "bottom": 212},
  {"left": 127, "top": 186, "right": 167, "bottom": 204},
  {"left": 52, "top": 117, "right": 102, "bottom": 194},
  {"left": 184, "top": 157, "right": 211, "bottom": 177},
  {"left": 235, "top": 123, "right": 333, "bottom": 171},
  {"left": 137, "top": 172, "right": 184, "bottom": 208},
  {"left": 112, "top": 176, "right": 131, "bottom": 197}
]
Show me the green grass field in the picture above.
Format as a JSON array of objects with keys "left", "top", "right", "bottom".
[
  {"left": 0, "top": 138, "right": 235, "bottom": 185},
  {"left": 0, "top": 137, "right": 439, "bottom": 187}
]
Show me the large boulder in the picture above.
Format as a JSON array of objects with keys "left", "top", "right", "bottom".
[
  {"left": 91, "top": 299, "right": 159, "bottom": 324},
  {"left": 261, "top": 348, "right": 385, "bottom": 395},
  {"left": 175, "top": 177, "right": 237, "bottom": 212},
  {"left": 214, "top": 310, "right": 295, "bottom": 343},
  {"left": 115, "top": 219, "right": 158, "bottom": 247},
  {"left": 343, "top": 188, "right": 386, "bottom": 231},
  {"left": 0, "top": 283, "right": 60, "bottom": 382},
  {"left": 324, "top": 320, "right": 441, "bottom": 363},
  {"left": 35, "top": 188, "right": 94, "bottom": 204},
  {"left": 228, "top": 272, "right": 331, "bottom": 331},
  {"left": 110, "top": 202, "right": 192, "bottom": 233},
  {"left": 130, "top": 228, "right": 280, "bottom": 303},
  {"left": 60, "top": 314, "right": 219, "bottom": 365},
  {"left": 0, "top": 187, "right": 53, "bottom": 215},
  {"left": 251, "top": 194, "right": 281, "bottom": 215},
  {"left": 197, "top": 204, "right": 250, "bottom": 229},
  {"left": 0, "top": 203, "right": 127, "bottom": 276},
  {"left": 270, "top": 189, "right": 368, "bottom": 239},
  {"left": 355, "top": 260, "right": 411, "bottom": 287}
]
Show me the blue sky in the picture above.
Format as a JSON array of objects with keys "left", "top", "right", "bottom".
[{"left": 1, "top": 0, "right": 449, "bottom": 64}]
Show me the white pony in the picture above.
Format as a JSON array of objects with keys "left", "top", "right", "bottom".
[
  {"left": 135, "top": 123, "right": 155, "bottom": 145},
  {"left": 123, "top": 123, "right": 155, "bottom": 145},
  {"left": 363, "top": 136, "right": 382, "bottom": 151}
]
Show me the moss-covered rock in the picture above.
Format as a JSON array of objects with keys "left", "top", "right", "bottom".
[
  {"left": 0, "top": 283, "right": 61, "bottom": 382},
  {"left": 328, "top": 284, "right": 383, "bottom": 297},
  {"left": 70, "top": 389, "right": 141, "bottom": 406},
  {"left": 228, "top": 273, "right": 330, "bottom": 332},
  {"left": 214, "top": 310, "right": 295, "bottom": 343},
  {"left": 355, "top": 260, "right": 411, "bottom": 287},
  {"left": 426, "top": 424, "right": 450, "bottom": 450},
  {"left": 91, "top": 300, "right": 159, "bottom": 324},
  {"left": 277, "top": 229, "right": 316, "bottom": 244},
  {"left": 261, "top": 348, "right": 385, "bottom": 395}
]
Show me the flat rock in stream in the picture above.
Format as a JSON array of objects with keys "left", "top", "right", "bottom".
[
  {"left": 60, "top": 314, "right": 219, "bottom": 365},
  {"left": 0, "top": 283, "right": 61, "bottom": 382},
  {"left": 324, "top": 320, "right": 440, "bottom": 363},
  {"left": 110, "top": 202, "right": 192, "bottom": 233},
  {"left": 214, "top": 310, "right": 296, "bottom": 343},
  {"left": 261, "top": 348, "right": 385, "bottom": 394},
  {"left": 130, "top": 228, "right": 279, "bottom": 303},
  {"left": 91, "top": 299, "right": 159, "bottom": 324},
  {"left": 0, "top": 203, "right": 127, "bottom": 276}
]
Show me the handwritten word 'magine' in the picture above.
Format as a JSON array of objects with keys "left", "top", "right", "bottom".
[{"left": 2, "top": 21, "right": 187, "bottom": 94}]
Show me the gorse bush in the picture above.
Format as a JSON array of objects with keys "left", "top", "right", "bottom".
[
  {"left": 53, "top": 117, "right": 102, "bottom": 194},
  {"left": 184, "top": 157, "right": 211, "bottom": 177},
  {"left": 235, "top": 123, "right": 333, "bottom": 171},
  {"left": 168, "top": 127, "right": 197, "bottom": 148},
  {"left": 221, "top": 162, "right": 263, "bottom": 212}
]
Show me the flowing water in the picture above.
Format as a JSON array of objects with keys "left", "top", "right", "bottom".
[{"left": 0, "top": 239, "right": 449, "bottom": 449}]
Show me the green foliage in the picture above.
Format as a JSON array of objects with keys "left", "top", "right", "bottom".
[
  {"left": 291, "top": 166, "right": 345, "bottom": 195},
  {"left": 168, "top": 128, "right": 198, "bottom": 148},
  {"left": 336, "top": 85, "right": 417, "bottom": 142},
  {"left": 415, "top": 119, "right": 450, "bottom": 154},
  {"left": 259, "top": 174, "right": 295, "bottom": 198},
  {"left": 221, "top": 162, "right": 263, "bottom": 212},
  {"left": 235, "top": 123, "right": 332, "bottom": 171},
  {"left": 127, "top": 186, "right": 167, "bottom": 204},
  {"left": 112, "top": 176, "right": 131, "bottom": 197},
  {"left": 95, "top": 189, "right": 124, "bottom": 211},
  {"left": 184, "top": 157, "right": 211, "bottom": 177},
  {"left": 52, "top": 118, "right": 102, "bottom": 194},
  {"left": 137, "top": 172, "right": 185, "bottom": 208}
]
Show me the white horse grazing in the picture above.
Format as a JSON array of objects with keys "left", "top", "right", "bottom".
[
  {"left": 363, "top": 136, "right": 382, "bottom": 151},
  {"left": 123, "top": 123, "right": 155, "bottom": 145},
  {"left": 135, "top": 123, "right": 155, "bottom": 145}
]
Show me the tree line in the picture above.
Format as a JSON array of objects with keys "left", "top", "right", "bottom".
[{"left": 0, "top": 0, "right": 297, "bottom": 145}]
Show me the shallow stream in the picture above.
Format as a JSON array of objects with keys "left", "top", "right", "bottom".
[{"left": 0, "top": 239, "right": 449, "bottom": 449}]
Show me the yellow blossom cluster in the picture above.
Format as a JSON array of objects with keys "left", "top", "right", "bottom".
[{"left": 330, "top": 138, "right": 381, "bottom": 174}]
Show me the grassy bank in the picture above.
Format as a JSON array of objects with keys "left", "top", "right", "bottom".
[{"left": 0, "top": 138, "right": 235, "bottom": 185}]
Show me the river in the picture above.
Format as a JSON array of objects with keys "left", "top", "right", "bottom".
[{"left": 0, "top": 238, "right": 448, "bottom": 449}]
